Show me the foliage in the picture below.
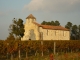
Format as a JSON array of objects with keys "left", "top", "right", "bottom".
[
  {"left": 65, "top": 22, "right": 72, "bottom": 29},
  {"left": 0, "top": 40, "right": 80, "bottom": 58},
  {"left": 41, "top": 20, "right": 60, "bottom": 26},
  {"left": 65, "top": 22, "right": 80, "bottom": 40},
  {"left": 9, "top": 18, "right": 24, "bottom": 40}
]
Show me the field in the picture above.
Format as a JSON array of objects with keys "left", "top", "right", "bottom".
[{"left": 0, "top": 40, "right": 80, "bottom": 60}]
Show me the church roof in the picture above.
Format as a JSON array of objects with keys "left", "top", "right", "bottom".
[
  {"left": 33, "top": 22, "right": 41, "bottom": 27},
  {"left": 33, "top": 22, "right": 69, "bottom": 31},
  {"left": 41, "top": 25, "right": 69, "bottom": 31},
  {"left": 26, "top": 14, "right": 36, "bottom": 19}
]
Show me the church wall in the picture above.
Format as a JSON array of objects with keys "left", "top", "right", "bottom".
[
  {"left": 39, "top": 28, "right": 70, "bottom": 40},
  {"left": 21, "top": 18, "right": 40, "bottom": 41}
]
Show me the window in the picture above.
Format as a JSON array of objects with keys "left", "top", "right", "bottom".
[
  {"left": 51, "top": 30, "right": 52, "bottom": 36},
  {"left": 63, "top": 31, "right": 65, "bottom": 36},
  {"left": 47, "top": 30, "right": 48, "bottom": 35},
  {"left": 55, "top": 31, "right": 56, "bottom": 36}
]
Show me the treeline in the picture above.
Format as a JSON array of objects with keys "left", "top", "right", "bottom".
[
  {"left": 41, "top": 20, "right": 60, "bottom": 26},
  {"left": 0, "top": 40, "right": 80, "bottom": 58},
  {"left": 6, "top": 18, "right": 80, "bottom": 40}
]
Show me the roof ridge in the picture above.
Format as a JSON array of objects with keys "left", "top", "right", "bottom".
[{"left": 26, "top": 14, "right": 36, "bottom": 19}]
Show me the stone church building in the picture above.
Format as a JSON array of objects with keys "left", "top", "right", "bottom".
[{"left": 21, "top": 14, "right": 70, "bottom": 41}]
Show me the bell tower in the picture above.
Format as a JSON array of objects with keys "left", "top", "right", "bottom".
[
  {"left": 26, "top": 14, "right": 36, "bottom": 24},
  {"left": 21, "top": 14, "right": 40, "bottom": 41}
]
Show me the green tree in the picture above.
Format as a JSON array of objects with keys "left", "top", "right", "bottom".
[
  {"left": 46, "top": 22, "right": 51, "bottom": 25},
  {"left": 65, "top": 22, "right": 72, "bottom": 29},
  {"left": 51, "top": 21, "right": 55, "bottom": 26},
  {"left": 41, "top": 20, "right": 60, "bottom": 26},
  {"left": 65, "top": 22, "right": 73, "bottom": 40},
  {"left": 72, "top": 25, "right": 78, "bottom": 40},
  {"left": 54, "top": 20, "right": 60, "bottom": 26},
  {"left": 78, "top": 25, "right": 80, "bottom": 39},
  {"left": 9, "top": 18, "right": 24, "bottom": 40},
  {"left": 41, "top": 21, "right": 47, "bottom": 25}
]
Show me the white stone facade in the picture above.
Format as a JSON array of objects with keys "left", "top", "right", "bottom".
[{"left": 21, "top": 14, "right": 70, "bottom": 41}]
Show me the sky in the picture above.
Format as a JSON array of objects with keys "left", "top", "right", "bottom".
[{"left": 0, "top": 0, "right": 80, "bottom": 40}]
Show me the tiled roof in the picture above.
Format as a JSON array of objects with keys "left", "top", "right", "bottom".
[
  {"left": 33, "top": 22, "right": 69, "bottom": 31},
  {"left": 26, "top": 14, "right": 36, "bottom": 19}
]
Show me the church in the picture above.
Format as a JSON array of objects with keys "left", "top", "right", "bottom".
[{"left": 21, "top": 14, "right": 70, "bottom": 41}]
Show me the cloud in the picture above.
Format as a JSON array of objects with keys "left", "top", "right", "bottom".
[
  {"left": 0, "top": 11, "right": 6, "bottom": 16},
  {"left": 23, "top": 0, "right": 44, "bottom": 11},
  {"left": 23, "top": 0, "right": 80, "bottom": 13}
]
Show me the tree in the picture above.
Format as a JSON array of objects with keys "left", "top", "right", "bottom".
[
  {"left": 41, "top": 20, "right": 60, "bottom": 26},
  {"left": 65, "top": 22, "right": 72, "bottom": 29},
  {"left": 78, "top": 25, "right": 80, "bottom": 39},
  {"left": 65, "top": 22, "right": 80, "bottom": 40},
  {"left": 41, "top": 21, "right": 47, "bottom": 25},
  {"left": 46, "top": 22, "right": 51, "bottom": 25},
  {"left": 54, "top": 20, "right": 60, "bottom": 26},
  {"left": 65, "top": 22, "right": 73, "bottom": 40},
  {"left": 9, "top": 18, "right": 24, "bottom": 40},
  {"left": 51, "top": 21, "right": 55, "bottom": 26},
  {"left": 72, "top": 25, "right": 78, "bottom": 40}
]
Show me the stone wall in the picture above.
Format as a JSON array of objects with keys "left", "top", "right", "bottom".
[
  {"left": 21, "top": 18, "right": 40, "bottom": 41},
  {"left": 39, "top": 28, "right": 70, "bottom": 40}
]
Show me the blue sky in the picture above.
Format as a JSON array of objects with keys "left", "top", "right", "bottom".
[{"left": 0, "top": 0, "right": 80, "bottom": 40}]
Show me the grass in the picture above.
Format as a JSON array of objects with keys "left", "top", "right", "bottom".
[
  {"left": 16, "top": 52, "right": 80, "bottom": 60},
  {"left": 1, "top": 52, "right": 80, "bottom": 60},
  {"left": 25, "top": 52, "right": 80, "bottom": 60}
]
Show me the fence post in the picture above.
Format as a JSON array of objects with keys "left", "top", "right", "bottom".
[
  {"left": 54, "top": 42, "right": 56, "bottom": 55},
  {"left": 41, "top": 40, "right": 43, "bottom": 56},
  {"left": 18, "top": 43, "right": 21, "bottom": 60}
]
